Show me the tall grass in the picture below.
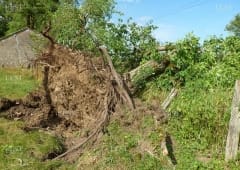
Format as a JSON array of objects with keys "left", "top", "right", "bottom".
[{"left": 0, "top": 68, "right": 39, "bottom": 99}]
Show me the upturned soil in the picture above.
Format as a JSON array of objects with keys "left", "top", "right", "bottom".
[{"left": 0, "top": 44, "right": 167, "bottom": 162}]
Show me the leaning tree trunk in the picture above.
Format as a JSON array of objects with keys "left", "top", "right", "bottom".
[{"left": 124, "top": 59, "right": 170, "bottom": 92}]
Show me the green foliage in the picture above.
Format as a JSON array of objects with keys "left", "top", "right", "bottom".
[
  {"left": 80, "top": 0, "right": 115, "bottom": 20},
  {"left": 226, "top": 13, "right": 240, "bottom": 36},
  {"left": 147, "top": 34, "right": 240, "bottom": 151},
  {"left": 143, "top": 34, "right": 240, "bottom": 169},
  {"left": 0, "top": 118, "right": 71, "bottom": 170},
  {"left": 51, "top": 1, "right": 160, "bottom": 73},
  {"left": 52, "top": 3, "right": 87, "bottom": 49},
  {"left": 169, "top": 86, "right": 232, "bottom": 149},
  {"left": 105, "top": 20, "right": 160, "bottom": 72},
  {"left": 0, "top": 0, "right": 61, "bottom": 33},
  {"left": 52, "top": 0, "right": 115, "bottom": 50},
  {"left": 0, "top": 3, "right": 8, "bottom": 37},
  {"left": 152, "top": 34, "right": 240, "bottom": 90},
  {"left": 164, "top": 33, "right": 201, "bottom": 86}
]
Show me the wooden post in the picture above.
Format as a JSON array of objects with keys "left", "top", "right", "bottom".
[
  {"left": 161, "top": 88, "right": 178, "bottom": 110},
  {"left": 225, "top": 80, "right": 240, "bottom": 161}
]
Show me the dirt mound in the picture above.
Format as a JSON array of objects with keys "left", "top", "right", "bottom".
[
  {"left": 0, "top": 45, "right": 119, "bottom": 160},
  {"left": 0, "top": 43, "right": 167, "bottom": 162},
  {"left": 48, "top": 47, "right": 108, "bottom": 129}
]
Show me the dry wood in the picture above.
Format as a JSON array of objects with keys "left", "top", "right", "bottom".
[
  {"left": 157, "top": 46, "right": 167, "bottom": 51},
  {"left": 41, "top": 22, "right": 55, "bottom": 52},
  {"left": 161, "top": 139, "right": 169, "bottom": 156},
  {"left": 99, "top": 46, "right": 135, "bottom": 110},
  {"left": 37, "top": 61, "right": 56, "bottom": 68},
  {"left": 225, "top": 80, "right": 240, "bottom": 161},
  {"left": 128, "top": 60, "right": 159, "bottom": 80},
  {"left": 157, "top": 45, "right": 175, "bottom": 51},
  {"left": 161, "top": 88, "right": 178, "bottom": 110}
]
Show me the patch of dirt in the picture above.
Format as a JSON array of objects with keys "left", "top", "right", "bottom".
[
  {"left": 196, "top": 153, "right": 212, "bottom": 164},
  {"left": 0, "top": 98, "right": 17, "bottom": 111}
]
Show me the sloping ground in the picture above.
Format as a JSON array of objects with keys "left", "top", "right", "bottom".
[
  {"left": 2, "top": 45, "right": 109, "bottom": 153},
  {"left": 76, "top": 99, "right": 171, "bottom": 169},
  {"left": 0, "top": 28, "right": 41, "bottom": 67},
  {"left": 0, "top": 44, "right": 134, "bottom": 162},
  {"left": 0, "top": 44, "right": 168, "bottom": 168},
  {"left": 0, "top": 118, "right": 73, "bottom": 170}
]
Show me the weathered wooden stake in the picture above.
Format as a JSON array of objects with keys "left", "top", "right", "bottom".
[
  {"left": 161, "top": 88, "right": 178, "bottom": 110},
  {"left": 225, "top": 80, "right": 240, "bottom": 161}
]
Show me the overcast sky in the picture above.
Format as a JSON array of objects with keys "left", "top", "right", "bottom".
[{"left": 115, "top": 0, "right": 240, "bottom": 43}]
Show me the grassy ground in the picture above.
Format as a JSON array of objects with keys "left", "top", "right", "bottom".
[
  {"left": 0, "top": 68, "right": 39, "bottom": 99},
  {"left": 141, "top": 85, "right": 240, "bottom": 170},
  {"left": 1, "top": 68, "right": 239, "bottom": 169},
  {"left": 0, "top": 118, "right": 73, "bottom": 170},
  {"left": 76, "top": 105, "right": 174, "bottom": 170},
  {"left": 0, "top": 68, "right": 73, "bottom": 170},
  {"left": 76, "top": 82, "right": 240, "bottom": 169}
]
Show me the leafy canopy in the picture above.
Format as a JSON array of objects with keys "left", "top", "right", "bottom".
[
  {"left": 226, "top": 13, "right": 240, "bottom": 36},
  {"left": 0, "top": 2, "right": 8, "bottom": 37},
  {"left": 52, "top": 0, "right": 160, "bottom": 72},
  {"left": 0, "top": 0, "right": 61, "bottom": 34}
]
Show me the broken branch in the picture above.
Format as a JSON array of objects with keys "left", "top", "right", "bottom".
[
  {"left": 99, "top": 46, "right": 135, "bottom": 110},
  {"left": 161, "top": 88, "right": 178, "bottom": 110}
]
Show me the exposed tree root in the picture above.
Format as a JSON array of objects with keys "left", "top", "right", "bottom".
[
  {"left": 53, "top": 83, "right": 116, "bottom": 160},
  {"left": 0, "top": 28, "right": 136, "bottom": 162},
  {"left": 99, "top": 46, "right": 135, "bottom": 110},
  {"left": 52, "top": 46, "right": 131, "bottom": 160}
]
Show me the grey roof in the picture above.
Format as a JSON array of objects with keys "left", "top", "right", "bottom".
[{"left": 0, "top": 28, "right": 39, "bottom": 67}]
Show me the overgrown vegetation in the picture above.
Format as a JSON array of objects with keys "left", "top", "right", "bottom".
[
  {"left": 0, "top": 118, "right": 73, "bottom": 169},
  {"left": 77, "top": 109, "right": 169, "bottom": 169},
  {"left": 0, "top": 0, "right": 240, "bottom": 169},
  {"left": 141, "top": 34, "right": 240, "bottom": 169}
]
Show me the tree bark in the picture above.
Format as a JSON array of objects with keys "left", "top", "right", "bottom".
[
  {"left": 126, "top": 59, "right": 170, "bottom": 88},
  {"left": 157, "top": 45, "right": 175, "bottom": 51},
  {"left": 99, "top": 46, "right": 135, "bottom": 110}
]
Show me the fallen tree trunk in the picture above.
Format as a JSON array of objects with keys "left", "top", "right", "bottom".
[
  {"left": 128, "top": 60, "right": 169, "bottom": 81},
  {"left": 125, "top": 59, "right": 170, "bottom": 90},
  {"left": 99, "top": 46, "right": 135, "bottom": 110},
  {"left": 157, "top": 45, "right": 175, "bottom": 52}
]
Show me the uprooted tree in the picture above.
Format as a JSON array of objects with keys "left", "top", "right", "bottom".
[{"left": 0, "top": 33, "right": 136, "bottom": 162}]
